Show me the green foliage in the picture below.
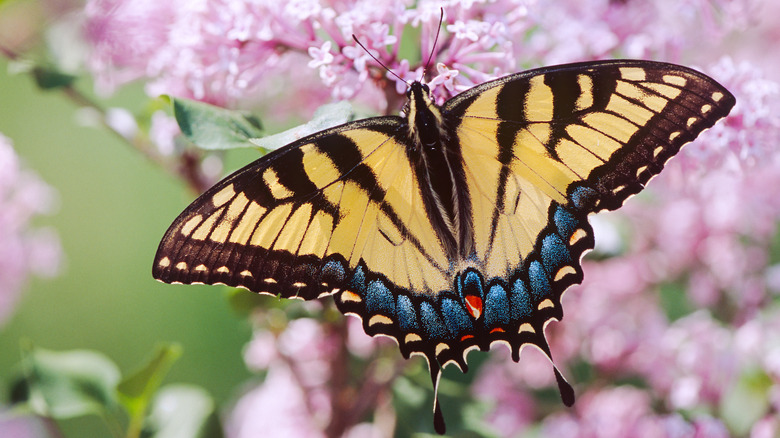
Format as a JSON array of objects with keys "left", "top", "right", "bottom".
[
  {"left": 13, "top": 343, "right": 122, "bottom": 419},
  {"left": 249, "top": 101, "right": 353, "bottom": 150},
  {"left": 118, "top": 344, "right": 183, "bottom": 438},
  {"left": 8, "top": 343, "right": 214, "bottom": 438},
  {"left": 170, "top": 96, "right": 264, "bottom": 150},
  {"left": 721, "top": 368, "right": 773, "bottom": 436},
  {"left": 31, "top": 66, "right": 78, "bottom": 90},
  {"left": 144, "top": 385, "right": 219, "bottom": 438}
]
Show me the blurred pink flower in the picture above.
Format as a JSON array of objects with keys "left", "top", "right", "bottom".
[
  {"left": 541, "top": 386, "right": 730, "bottom": 438},
  {"left": 0, "top": 134, "right": 62, "bottom": 326},
  {"left": 225, "top": 365, "right": 326, "bottom": 438}
]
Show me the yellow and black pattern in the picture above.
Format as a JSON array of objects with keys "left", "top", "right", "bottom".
[
  {"left": 153, "top": 60, "right": 734, "bottom": 433},
  {"left": 154, "top": 119, "right": 456, "bottom": 300}
]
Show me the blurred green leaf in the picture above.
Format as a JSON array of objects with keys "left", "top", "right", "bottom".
[
  {"left": 249, "top": 101, "right": 353, "bottom": 150},
  {"left": 118, "top": 344, "right": 183, "bottom": 438},
  {"left": 170, "top": 97, "right": 263, "bottom": 150},
  {"left": 225, "top": 287, "right": 272, "bottom": 316},
  {"left": 31, "top": 66, "right": 77, "bottom": 90},
  {"left": 658, "top": 281, "right": 694, "bottom": 321},
  {"left": 144, "top": 385, "right": 217, "bottom": 438},
  {"left": 15, "top": 344, "right": 121, "bottom": 419},
  {"left": 720, "top": 368, "right": 772, "bottom": 435}
]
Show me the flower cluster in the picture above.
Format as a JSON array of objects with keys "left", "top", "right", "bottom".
[
  {"left": 0, "top": 134, "right": 61, "bottom": 326},
  {"left": 227, "top": 306, "right": 396, "bottom": 438}
]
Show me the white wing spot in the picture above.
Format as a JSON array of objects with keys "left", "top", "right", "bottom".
[
  {"left": 158, "top": 257, "right": 171, "bottom": 268},
  {"left": 194, "top": 264, "right": 208, "bottom": 272},
  {"left": 216, "top": 266, "right": 230, "bottom": 274},
  {"left": 368, "top": 314, "right": 393, "bottom": 326},
  {"left": 405, "top": 333, "right": 422, "bottom": 343},
  {"left": 518, "top": 323, "right": 535, "bottom": 334},
  {"left": 537, "top": 299, "right": 554, "bottom": 310},
  {"left": 240, "top": 270, "right": 253, "bottom": 277},
  {"left": 175, "top": 262, "right": 188, "bottom": 270}
]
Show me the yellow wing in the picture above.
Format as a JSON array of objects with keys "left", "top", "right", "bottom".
[
  {"left": 446, "top": 60, "right": 735, "bottom": 282},
  {"left": 153, "top": 118, "right": 454, "bottom": 300}
]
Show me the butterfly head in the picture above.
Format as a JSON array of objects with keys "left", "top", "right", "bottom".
[{"left": 404, "top": 80, "right": 446, "bottom": 150}]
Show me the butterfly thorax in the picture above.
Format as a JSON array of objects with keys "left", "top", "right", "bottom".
[{"left": 405, "top": 81, "right": 475, "bottom": 261}]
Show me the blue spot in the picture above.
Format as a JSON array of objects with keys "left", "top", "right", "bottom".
[
  {"left": 396, "top": 295, "right": 419, "bottom": 332},
  {"left": 322, "top": 260, "right": 345, "bottom": 284},
  {"left": 457, "top": 269, "right": 484, "bottom": 300},
  {"left": 420, "top": 301, "right": 448, "bottom": 339},
  {"left": 528, "top": 260, "right": 551, "bottom": 301},
  {"left": 484, "top": 284, "right": 510, "bottom": 327},
  {"left": 364, "top": 280, "right": 394, "bottom": 314},
  {"left": 441, "top": 298, "right": 473, "bottom": 335},
  {"left": 553, "top": 206, "right": 578, "bottom": 238},
  {"left": 540, "top": 233, "right": 571, "bottom": 274},
  {"left": 570, "top": 186, "right": 597, "bottom": 210},
  {"left": 349, "top": 265, "right": 366, "bottom": 291},
  {"left": 510, "top": 278, "right": 532, "bottom": 320}
]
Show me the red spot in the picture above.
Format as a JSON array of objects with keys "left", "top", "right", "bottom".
[
  {"left": 460, "top": 334, "right": 475, "bottom": 341},
  {"left": 489, "top": 327, "right": 506, "bottom": 334},
  {"left": 464, "top": 295, "right": 483, "bottom": 319}
]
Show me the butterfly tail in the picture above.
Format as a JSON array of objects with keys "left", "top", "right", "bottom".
[
  {"left": 537, "top": 335, "right": 575, "bottom": 406},
  {"left": 431, "top": 365, "right": 446, "bottom": 434}
]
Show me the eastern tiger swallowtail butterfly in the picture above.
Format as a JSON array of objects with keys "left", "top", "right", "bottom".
[{"left": 153, "top": 59, "right": 734, "bottom": 433}]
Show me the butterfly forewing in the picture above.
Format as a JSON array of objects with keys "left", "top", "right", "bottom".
[{"left": 153, "top": 118, "right": 454, "bottom": 300}]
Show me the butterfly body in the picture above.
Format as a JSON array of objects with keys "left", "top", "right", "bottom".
[{"left": 154, "top": 60, "right": 734, "bottom": 433}]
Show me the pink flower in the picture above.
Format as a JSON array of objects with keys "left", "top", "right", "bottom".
[
  {"left": 0, "top": 134, "right": 61, "bottom": 327},
  {"left": 542, "top": 386, "right": 729, "bottom": 438},
  {"left": 225, "top": 365, "right": 327, "bottom": 438}
]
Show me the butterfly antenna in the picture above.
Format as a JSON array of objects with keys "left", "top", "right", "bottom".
[
  {"left": 423, "top": 8, "right": 445, "bottom": 78},
  {"left": 352, "top": 34, "right": 409, "bottom": 87}
]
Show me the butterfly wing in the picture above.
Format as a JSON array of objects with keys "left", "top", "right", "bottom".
[
  {"left": 153, "top": 117, "right": 456, "bottom": 301},
  {"left": 432, "top": 59, "right": 735, "bottom": 358}
]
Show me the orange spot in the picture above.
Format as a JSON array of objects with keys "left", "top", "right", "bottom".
[
  {"left": 464, "top": 295, "right": 483, "bottom": 319},
  {"left": 490, "top": 327, "right": 506, "bottom": 334},
  {"left": 460, "top": 334, "right": 475, "bottom": 342}
]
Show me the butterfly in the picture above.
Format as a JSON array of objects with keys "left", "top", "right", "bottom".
[{"left": 153, "top": 59, "right": 734, "bottom": 433}]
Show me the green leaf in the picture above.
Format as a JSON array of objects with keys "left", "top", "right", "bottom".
[
  {"left": 170, "top": 97, "right": 263, "bottom": 150},
  {"left": 720, "top": 368, "right": 772, "bottom": 435},
  {"left": 31, "top": 66, "right": 77, "bottom": 90},
  {"left": 144, "top": 385, "right": 217, "bottom": 438},
  {"left": 117, "top": 344, "right": 183, "bottom": 425},
  {"left": 250, "top": 101, "right": 353, "bottom": 150},
  {"left": 14, "top": 345, "right": 121, "bottom": 419}
]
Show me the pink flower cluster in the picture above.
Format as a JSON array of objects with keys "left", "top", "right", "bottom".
[
  {"left": 0, "top": 134, "right": 61, "bottom": 326},
  {"left": 227, "top": 310, "right": 393, "bottom": 437}
]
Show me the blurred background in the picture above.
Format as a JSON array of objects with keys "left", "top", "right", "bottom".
[{"left": 0, "top": 2, "right": 263, "bottom": 435}]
